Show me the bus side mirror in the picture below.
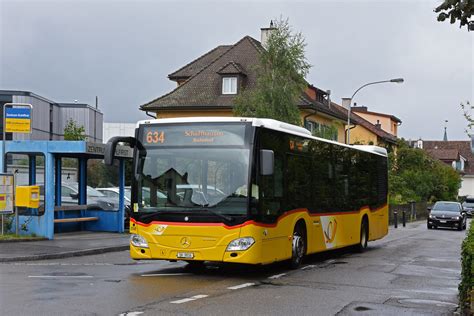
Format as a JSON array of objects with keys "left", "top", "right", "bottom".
[
  {"left": 260, "top": 150, "right": 274, "bottom": 176},
  {"left": 104, "top": 136, "right": 142, "bottom": 166}
]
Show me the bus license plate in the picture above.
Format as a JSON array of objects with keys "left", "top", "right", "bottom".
[{"left": 177, "top": 252, "right": 194, "bottom": 259}]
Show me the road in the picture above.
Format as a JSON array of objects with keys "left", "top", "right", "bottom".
[{"left": 0, "top": 221, "right": 466, "bottom": 315}]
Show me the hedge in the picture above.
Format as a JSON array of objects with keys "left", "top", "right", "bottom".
[{"left": 459, "top": 222, "right": 474, "bottom": 313}]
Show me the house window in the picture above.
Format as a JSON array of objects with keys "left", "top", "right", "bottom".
[{"left": 222, "top": 77, "right": 237, "bottom": 94}]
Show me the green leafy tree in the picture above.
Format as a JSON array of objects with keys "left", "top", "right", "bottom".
[
  {"left": 234, "top": 18, "right": 311, "bottom": 126},
  {"left": 63, "top": 118, "right": 86, "bottom": 141},
  {"left": 461, "top": 101, "right": 474, "bottom": 136},
  {"left": 389, "top": 139, "right": 461, "bottom": 204},
  {"left": 435, "top": 0, "right": 474, "bottom": 30}
]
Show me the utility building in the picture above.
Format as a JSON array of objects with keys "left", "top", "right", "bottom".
[{"left": 0, "top": 90, "right": 103, "bottom": 142}]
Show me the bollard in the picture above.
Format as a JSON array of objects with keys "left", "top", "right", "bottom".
[
  {"left": 402, "top": 210, "right": 406, "bottom": 227},
  {"left": 394, "top": 211, "right": 398, "bottom": 228}
]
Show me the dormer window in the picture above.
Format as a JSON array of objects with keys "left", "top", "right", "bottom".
[{"left": 222, "top": 77, "right": 237, "bottom": 94}]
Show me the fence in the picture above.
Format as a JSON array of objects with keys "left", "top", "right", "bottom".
[{"left": 389, "top": 201, "right": 432, "bottom": 225}]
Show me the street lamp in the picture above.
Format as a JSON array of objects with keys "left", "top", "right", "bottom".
[{"left": 345, "top": 78, "right": 404, "bottom": 144}]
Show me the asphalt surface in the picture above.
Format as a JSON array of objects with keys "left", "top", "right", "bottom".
[
  {"left": 0, "top": 220, "right": 467, "bottom": 315},
  {"left": 0, "top": 232, "right": 129, "bottom": 262}
]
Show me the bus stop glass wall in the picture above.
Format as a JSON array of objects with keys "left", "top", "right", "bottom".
[
  {"left": 87, "top": 159, "right": 123, "bottom": 209},
  {"left": 60, "top": 158, "right": 79, "bottom": 206},
  {"left": 6, "top": 153, "right": 45, "bottom": 216}
]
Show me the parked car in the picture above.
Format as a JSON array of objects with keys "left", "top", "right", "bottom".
[
  {"left": 96, "top": 186, "right": 167, "bottom": 205},
  {"left": 427, "top": 201, "right": 467, "bottom": 230},
  {"left": 38, "top": 183, "right": 117, "bottom": 210},
  {"left": 462, "top": 196, "right": 474, "bottom": 217}
]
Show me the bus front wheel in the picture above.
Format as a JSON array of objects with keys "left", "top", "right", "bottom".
[
  {"left": 357, "top": 218, "right": 368, "bottom": 252},
  {"left": 289, "top": 222, "right": 306, "bottom": 269}
]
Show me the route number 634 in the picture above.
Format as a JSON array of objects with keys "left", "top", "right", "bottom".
[{"left": 146, "top": 131, "right": 165, "bottom": 144}]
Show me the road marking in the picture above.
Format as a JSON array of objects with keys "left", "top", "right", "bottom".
[
  {"left": 325, "top": 259, "right": 336, "bottom": 264},
  {"left": 140, "top": 273, "right": 191, "bottom": 277},
  {"left": 170, "top": 294, "right": 208, "bottom": 304},
  {"left": 28, "top": 275, "right": 93, "bottom": 278},
  {"left": 268, "top": 273, "right": 286, "bottom": 279},
  {"left": 227, "top": 283, "right": 255, "bottom": 290},
  {"left": 119, "top": 312, "right": 144, "bottom": 316},
  {"left": 301, "top": 265, "right": 315, "bottom": 270},
  {"left": 12, "top": 262, "right": 112, "bottom": 266}
]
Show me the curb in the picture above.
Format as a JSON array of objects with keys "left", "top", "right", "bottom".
[
  {"left": 0, "top": 245, "right": 129, "bottom": 263},
  {"left": 0, "top": 238, "right": 48, "bottom": 243}
]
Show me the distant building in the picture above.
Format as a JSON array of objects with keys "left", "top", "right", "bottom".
[
  {"left": 413, "top": 140, "right": 474, "bottom": 197},
  {"left": 103, "top": 122, "right": 136, "bottom": 143},
  {"left": 140, "top": 24, "right": 351, "bottom": 143},
  {"left": 0, "top": 90, "right": 103, "bottom": 142},
  {"left": 351, "top": 105, "right": 402, "bottom": 137}
]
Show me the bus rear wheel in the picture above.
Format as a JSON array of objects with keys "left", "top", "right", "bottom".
[
  {"left": 289, "top": 222, "right": 306, "bottom": 269},
  {"left": 357, "top": 218, "right": 368, "bottom": 252}
]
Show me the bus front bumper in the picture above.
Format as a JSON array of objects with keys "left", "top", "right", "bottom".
[{"left": 130, "top": 241, "right": 263, "bottom": 264}]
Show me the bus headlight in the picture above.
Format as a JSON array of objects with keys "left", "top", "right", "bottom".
[
  {"left": 130, "top": 234, "right": 149, "bottom": 248},
  {"left": 226, "top": 237, "right": 255, "bottom": 251}
]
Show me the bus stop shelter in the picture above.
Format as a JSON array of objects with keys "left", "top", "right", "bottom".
[{"left": 0, "top": 141, "right": 132, "bottom": 239}]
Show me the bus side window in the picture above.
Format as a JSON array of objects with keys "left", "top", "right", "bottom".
[
  {"left": 258, "top": 129, "right": 285, "bottom": 223},
  {"left": 259, "top": 155, "right": 283, "bottom": 221}
]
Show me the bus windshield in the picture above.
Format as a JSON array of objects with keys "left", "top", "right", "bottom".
[{"left": 136, "top": 123, "right": 251, "bottom": 216}]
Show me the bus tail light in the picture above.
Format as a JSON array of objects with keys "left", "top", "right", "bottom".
[
  {"left": 226, "top": 237, "right": 255, "bottom": 251},
  {"left": 130, "top": 234, "right": 149, "bottom": 248}
]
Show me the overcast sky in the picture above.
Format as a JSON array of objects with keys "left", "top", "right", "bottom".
[{"left": 0, "top": 0, "right": 472, "bottom": 140}]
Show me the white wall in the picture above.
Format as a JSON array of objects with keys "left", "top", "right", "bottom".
[
  {"left": 459, "top": 175, "right": 474, "bottom": 197},
  {"left": 103, "top": 123, "right": 136, "bottom": 143}
]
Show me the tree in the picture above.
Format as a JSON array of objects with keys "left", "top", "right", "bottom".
[
  {"left": 389, "top": 139, "right": 461, "bottom": 204},
  {"left": 461, "top": 101, "right": 474, "bottom": 136},
  {"left": 63, "top": 118, "right": 86, "bottom": 141},
  {"left": 435, "top": 0, "right": 474, "bottom": 30},
  {"left": 234, "top": 18, "right": 311, "bottom": 126}
]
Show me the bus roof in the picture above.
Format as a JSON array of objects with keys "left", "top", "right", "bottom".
[{"left": 136, "top": 117, "right": 388, "bottom": 157}]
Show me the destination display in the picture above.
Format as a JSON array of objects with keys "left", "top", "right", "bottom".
[{"left": 141, "top": 124, "right": 247, "bottom": 146}]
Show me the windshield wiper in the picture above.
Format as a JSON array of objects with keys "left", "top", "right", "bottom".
[{"left": 195, "top": 209, "right": 234, "bottom": 222}]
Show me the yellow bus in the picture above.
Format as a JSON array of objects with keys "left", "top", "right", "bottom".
[{"left": 105, "top": 117, "right": 389, "bottom": 268}]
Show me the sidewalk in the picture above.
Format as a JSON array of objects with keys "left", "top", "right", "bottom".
[{"left": 0, "top": 231, "right": 129, "bottom": 262}]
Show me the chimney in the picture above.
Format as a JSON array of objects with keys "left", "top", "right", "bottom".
[
  {"left": 327, "top": 90, "right": 331, "bottom": 109},
  {"left": 375, "top": 120, "right": 382, "bottom": 129},
  {"left": 260, "top": 20, "right": 276, "bottom": 48},
  {"left": 341, "top": 98, "right": 351, "bottom": 109}
]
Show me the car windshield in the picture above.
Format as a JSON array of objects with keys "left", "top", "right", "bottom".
[
  {"left": 433, "top": 202, "right": 460, "bottom": 212},
  {"left": 463, "top": 200, "right": 474, "bottom": 207},
  {"left": 137, "top": 147, "right": 250, "bottom": 215}
]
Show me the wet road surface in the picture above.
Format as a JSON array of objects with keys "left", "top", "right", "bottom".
[{"left": 0, "top": 221, "right": 466, "bottom": 315}]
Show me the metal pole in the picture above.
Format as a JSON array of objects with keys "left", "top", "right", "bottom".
[
  {"left": 1, "top": 103, "right": 5, "bottom": 235},
  {"left": 402, "top": 210, "right": 406, "bottom": 227},
  {"left": 346, "top": 99, "right": 352, "bottom": 144},
  {"left": 345, "top": 79, "right": 404, "bottom": 144},
  {"left": 14, "top": 170, "right": 18, "bottom": 235},
  {"left": 394, "top": 211, "right": 398, "bottom": 228}
]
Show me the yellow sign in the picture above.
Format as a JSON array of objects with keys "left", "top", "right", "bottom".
[
  {"left": 5, "top": 108, "right": 31, "bottom": 133},
  {"left": 0, "top": 194, "right": 6, "bottom": 210}
]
